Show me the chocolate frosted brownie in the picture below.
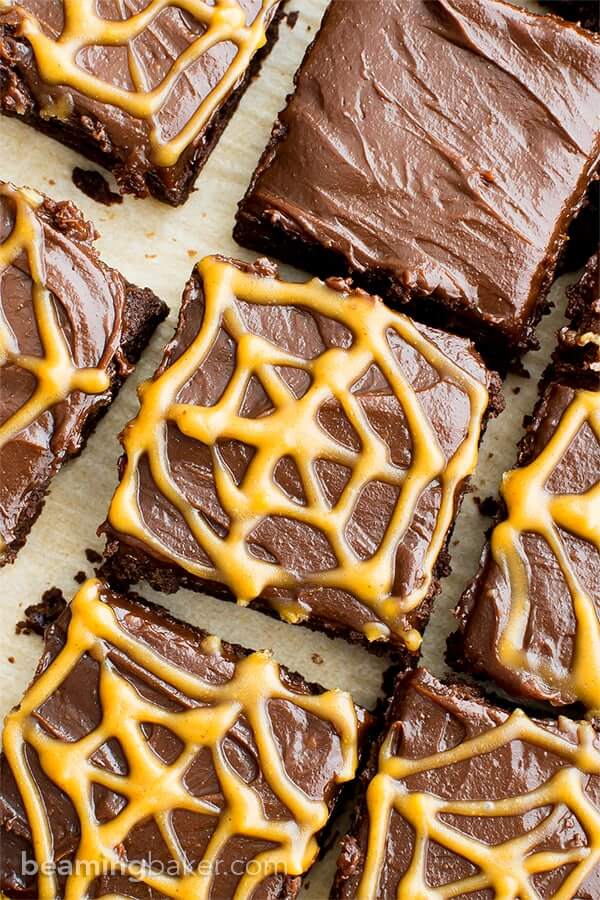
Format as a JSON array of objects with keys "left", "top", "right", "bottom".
[
  {"left": 556, "top": 248, "right": 600, "bottom": 385},
  {"left": 452, "top": 371, "right": 599, "bottom": 711},
  {"left": 0, "top": 1, "right": 284, "bottom": 206},
  {"left": 235, "top": 0, "right": 600, "bottom": 359},
  {"left": 101, "top": 255, "right": 502, "bottom": 661},
  {"left": 0, "top": 182, "right": 167, "bottom": 565},
  {"left": 333, "top": 669, "right": 600, "bottom": 899},
  {"left": 0, "top": 578, "right": 372, "bottom": 899}
]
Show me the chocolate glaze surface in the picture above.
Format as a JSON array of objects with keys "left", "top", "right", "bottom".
[
  {"left": 235, "top": 0, "right": 600, "bottom": 351},
  {"left": 333, "top": 669, "right": 600, "bottom": 899},
  {"left": 103, "top": 256, "right": 501, "bottom": 656},
  {"left": 0, "top": 582, "right": 371, "bottom": 899},
  {"left": 0, "top": 1, "right": 281, "bottom": 205},
  {"left": 455, "top": 380, "right": 600, "bottom": 709},
  {"left": 0, "top": 183, "right": 167, "bottom": 564}
]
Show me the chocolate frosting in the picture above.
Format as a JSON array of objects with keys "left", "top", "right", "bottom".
[
  {"left": 0, "top": 0, "right": 271, "bottom": 197},
  {"left": 238, "top": 0, "right": 600, "bottom": 344},
  {"left": 334, "top": 669, "right": 600, "bottom": 899},
  {"left": 456, "top": 382, "right": 600, "bottom": 708},
  {"left": 0, "top": 585, "right": 370, "bottom": 899},
  {"left": 105, "top": 257, "right": 499, "bottom": 650},
  {"left": 0, "top": 185, "right": 128, "bottom": 557}
]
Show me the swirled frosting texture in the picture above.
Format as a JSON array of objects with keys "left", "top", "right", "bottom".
[{"left": 238, "top": 0, "right": 600, "bottom": 345}]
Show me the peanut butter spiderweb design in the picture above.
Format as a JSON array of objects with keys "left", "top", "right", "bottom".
[
  {"left": 3, "top": 578, "right": 359, "bottom": 900},
  {"left": 0, "top": 183, "right": 111, "bottom": 549},
  {"left": 493, "top": 390, "right": 600, "bottom": 712},
  {"left": 2, "top": 0, "right": 279, "bottom": 167},
  {"left": 108, "top": 257, "right": 489, "bottom": 650},
  {"left": 359, "top": 709, "right": 600, "bottom": 899}
]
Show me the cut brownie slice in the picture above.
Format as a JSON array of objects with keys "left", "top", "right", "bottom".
[
  {"left": 0, "top": 182, "right": 167, "bottom": 565},
  {"left": 0, "top": 578, "right": 372, "bottom": 899},
  {"left": 556, "top": 248, "right": 600, "bottom": 385},
  {"left": 541, "top": 0, "right": 599, "bottom": 32},
  {"left": 101, "top": 255, "right": 502, "bottom": 661},
  {"left": 452, "top": 369, "right": 599, "bottom": 711},
  {"left": 235, "top": 0, "right": 600, "bottom": 360},
  {"left": 0, "top": 1, "right": 284, "bottom": 206},
  {"left": 332, "top": 668, "right": 600, "bottom": 899}
]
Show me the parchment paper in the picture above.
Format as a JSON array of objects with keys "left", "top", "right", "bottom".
[{"left": 0, "top": 1, "right": 583, "bottom": 895}]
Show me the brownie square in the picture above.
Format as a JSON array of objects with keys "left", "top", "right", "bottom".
[
  {"left": 101, "top": 255, "right": 502, "bottom": 661},
  {"left": 235, "top": 0, "right": 600, "bottom": 359},
  {"left": 0, "top": 181, "right": 167, "bottom": 565},
  {"left": 0, "top": 578, "right": 372, "bottom": 899},
  {"left": 555, "top": 248, "right": 600, "bottom": 386},
  {"left": 452, "top": 369, "right": 599, "bottom": 711},
  {"left": 332, "top": 668, "right": 600, "bottom": 899},
  {"left": 0, "top": 1, "right": 284, "bottom": 206}
]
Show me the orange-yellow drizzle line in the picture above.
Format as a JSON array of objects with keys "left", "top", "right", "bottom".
[
  {"left": 108, "top": 256, "right": 489, "bottom": 650},
  {"left": 2, "top": 578, "right": 359, "bottom": 900},
  {"left": 2, "top": 0, "right": 279, "bottom": 168},
  {"left": 358, "top": 709, "right": 600, "bottom": 899},
  {"left": 492, "top": 389, "right": 600, "bottom": 712},
  {"left": 0, "top": 184, "right": 110, "bottom": 550}
]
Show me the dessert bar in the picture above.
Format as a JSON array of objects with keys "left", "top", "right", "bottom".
[
  {"left": 453, "top": 365, "right": 599, "bottom": 710},
  {"left": 0, "top": 578, "right": 372, "bottom": 899},
  {"left": 0, "top": 182, "right": 167, "bottom": 565},
  {"left": 102, "top": 255, "right": 502, "bottom": 661},
  {"left": 235, "top": 0, "right": 600, "bottom": 358},
  {"left": 332, "top": 669, "right": 600, "bottom": 899},
  {"left": 0, "top": 0, "right": 284, "bottom": 205}
]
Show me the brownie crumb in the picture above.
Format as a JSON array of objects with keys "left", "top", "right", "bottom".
[
  {"left": 512, "top": 385, "right": 521, "bottom": 395},
  {"left": 16, "top": 588, "right": 67, "bottom": 636},
  {"left": 311, "top": 653, "right": 324, "bottom": 665},
  {"left": 7, "top": 656, "right": 15, "bottom": 664},
  {"left": 85, "top": 547, "right": 103, "bottom": 564},
  {"left": 74, "top": 570, "right": 87, "bottom": 584},
  {"left": 286, "top": 10, "right": 299, "bottom": 28},
  {"left": 72, "top": 167, "right": 123, "bottom": 206}
]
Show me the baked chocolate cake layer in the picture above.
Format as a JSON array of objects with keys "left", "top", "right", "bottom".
[
  {"left": 0, "top": 578, "right": 372, "bottom": 899},
  {"left": 235, "top": 0, "right": 600, "bottom": 360},
  {"left": 101, "top": 255, "right": 502, "bottom": 660},
  {"left": 332, "top": 668, "right": 600, "bottom": 899},
  {"left": 0, "top": 182, "right": 167, "bottom": 565},
  {"left": 0, "top": 1, "right": 284, "bottom": 206},
  {"left": 453, "top": 374, "right": 599, "bottom": 712},
  {"left": 556, "top": 248, "right": 600, "bottom": 386}
]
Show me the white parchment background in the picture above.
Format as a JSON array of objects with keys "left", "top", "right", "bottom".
[{"left": 0, "top": 0, "right": 585, "bottom": 895}]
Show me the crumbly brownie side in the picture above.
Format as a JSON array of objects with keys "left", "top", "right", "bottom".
[
  {"left": 0, "top": 6, "right": 285, "bottom": 206},
  {"left": 541, "top": 0, "right": 600, "bottom": 31},
  {"left": 554, "top": 248, "right": 600, "bottom": 387}
]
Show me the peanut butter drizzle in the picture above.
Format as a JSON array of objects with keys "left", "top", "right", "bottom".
[
  {"left": 358, "top": 708, "right": 600, "bottom": 899},
  {"left": 3, "top": 578, "right": 359, "bottom": 900},
  {"left": 3, "top": 0, "right": 279, "bottom": 168},
  {"left": 108, "top": 256, "right": 489, "bottom": 650},
  {"left": 0, "top": 183, "right": 111, "bottom": 548},
  {"left": 491, "top": 389, "right": 600, "bottom": 711}
]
